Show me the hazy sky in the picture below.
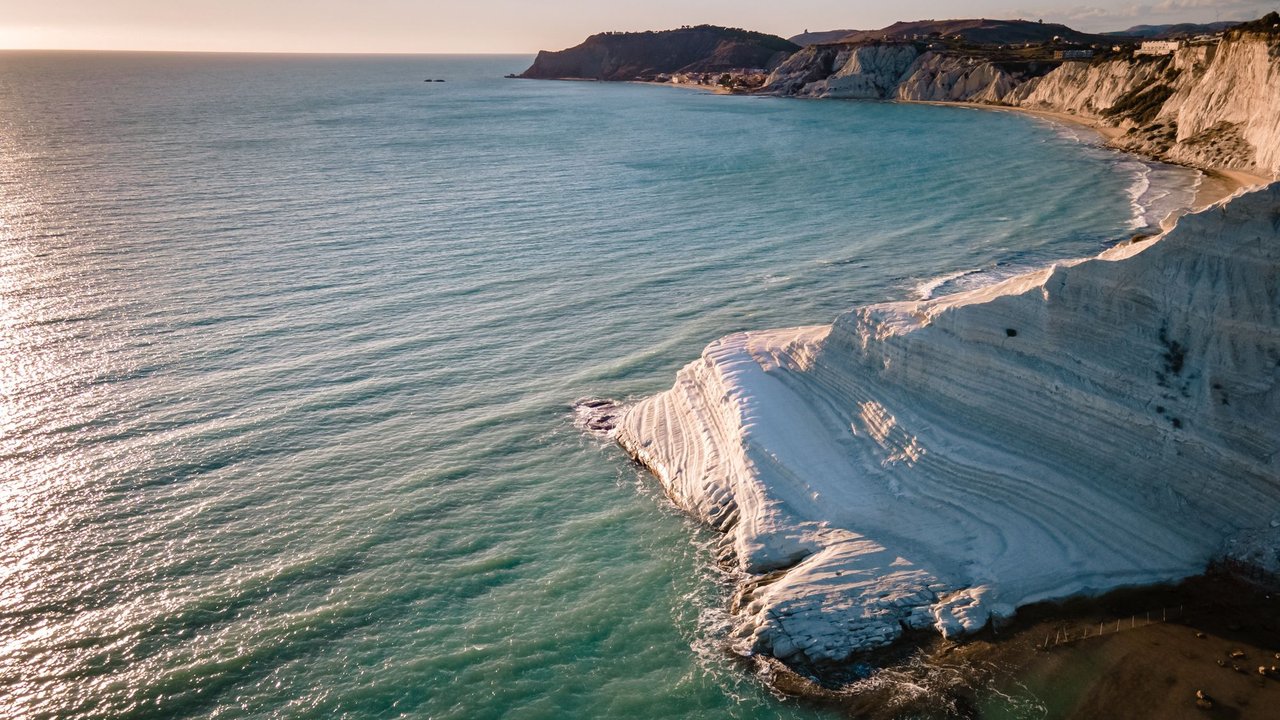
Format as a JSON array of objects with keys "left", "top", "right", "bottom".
[{"left": 0, "top": 0, "right": 1273, "bottom": 53}]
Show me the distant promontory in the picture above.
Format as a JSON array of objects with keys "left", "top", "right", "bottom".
[{"left": 517, "top": 25, "right": 798, "bottom": 82}]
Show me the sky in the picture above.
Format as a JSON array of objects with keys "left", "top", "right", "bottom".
[{"left": 0, "top": 0, "right": 1273, "bottom": 54}]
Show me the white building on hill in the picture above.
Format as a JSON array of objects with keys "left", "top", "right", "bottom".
[{"left": 1136, "top": 40, "right": 1182, "bottom": 56}]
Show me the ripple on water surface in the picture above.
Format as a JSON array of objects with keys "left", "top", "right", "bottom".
[{"left": 0, "top": 52, "right": 1200, "bottom": 719}]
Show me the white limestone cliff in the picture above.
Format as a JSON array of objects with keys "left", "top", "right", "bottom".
[
  {"left": 896, "top": 53, "right": 1018, "bottom": 103},
  {"left": 761, "top": 33, "right": 1280, "bottom": 178},
  {"left": 616, "top": 184, "right": 1280, "bottom": 665},
  {"left": 763, "top": 44, "right": 919, "bottom": 99},
  {"left": 800, "top": 45, "right": 919, "bottom": 99},
  {"left": 1006, "top": 55, "right": 1168, "bottom": 116},
  {"left": 1132, "top": 37, "right": 1280, "bottom": 175}
]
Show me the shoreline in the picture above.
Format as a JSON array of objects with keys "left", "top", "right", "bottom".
[
  {"left": 757, "top": 571, "right": 1280, "bottom": 719},
  {"left": 549, "top": 78, "right": 1277, "bottom": 211},
  {"left": 904, "top": 99, "right": 1274, "bottom": 212},
  {"left": 614, "top": 81, "right": 1274, "bottom": 696},
  {"left": 907, "top": 99, "right": 1123, "bottom": 141},
  {"left": 610, "top": 181, "right": 1280, "bottom": 713},
  {"left": 630, "top": 79, "right": 731, "bottom": 94},
  {"left": 1194, "top": 167, "right": 1274, "bottom": 208},
  {"left": 588, "top": 77, "right": 1280, "bottom": 710},
  {"left": 645, "top": 78, "right": 1274, "bottom": 219}
]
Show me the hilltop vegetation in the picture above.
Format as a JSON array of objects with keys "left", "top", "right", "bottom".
[
  {"left": 518, "top": 25, "right": 797, "bottom": 81},
  {"left": 1227, "top": 11, "right": 1280, "bottom": 37},
  {"left": 788, "top": 29, "right": 860, "bottom": 46},
  {"left": 837, "top": 18, "right": 1117, "bottom": 45},
  {"left": 1107, "top": 21, "right": 1236, "bottom": 39}
]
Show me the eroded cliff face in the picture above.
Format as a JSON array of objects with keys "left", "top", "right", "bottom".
[
  {"left": 616, "top": 184, "right": 1280, "bottom": 667},
  {"left": 761, "top": 45, "right": 1041, "bottom": 103},
  {"left": 1005, "top": 54, "right": 1170, "bottom": 116},
  {"left": 790, "top": 44, "right": 919, "bottom": 99},
  {"left": 897, "top": 54, "right": 1021, "bottom": 103},
  {"left": 761, "top": 35, "right": 1280, "bottom": 178},
  {"left": 1131, "top": 38, "right": 1280, "bottom": 174}
]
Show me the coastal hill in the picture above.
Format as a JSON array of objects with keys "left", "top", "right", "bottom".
[
  {"left": 759, "top": 16, "right": 1280, "bottom": 178},
  {"left": 788, "top": 29, "right": 859, "bottom": 46},
  {"left": 1107, "top": 21, "right": 1237, "bottom": 39},
  {"left": 837, "top": 18, "right": 1119, "bottom": 45},
  {"left": 517, "top": 25, "right": 798, "bottom": 81}
]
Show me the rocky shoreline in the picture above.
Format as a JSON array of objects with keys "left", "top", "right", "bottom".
[
  {"left": 551, "top": 17, "right": 1280, "bottom": 712},
  {"left": 614, "top": 182, "right": 1280, "bottom": 667},
  {"left": 750, "top": 29, "right": 1280, "bottom": 182},
  {"left": 522, "top": 20, "right": 1280, "bottom": 183}
]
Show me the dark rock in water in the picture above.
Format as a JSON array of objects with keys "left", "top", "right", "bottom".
[
  {"left": 518, "top": 25, "right": 797, "bottom": 81},
  {"left": 572, "top": 397, "right": 625, "bottom": 439}
]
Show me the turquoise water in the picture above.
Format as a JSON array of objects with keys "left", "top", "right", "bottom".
[{"left": 0, "top": 53, "right": 1198, "bottom": 719}]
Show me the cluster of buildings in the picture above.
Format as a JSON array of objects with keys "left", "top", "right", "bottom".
[
  {"left": 1046, "top": 31, "right": 1226, "bottom": 62},
  {"left": 1135, "top": 40, "right": 1183, "bottom": 55},
  {"left": 657, "top": 70, "right": 769, "bottom": 88},
  {"left": 1134, "top": 33, "right": 1222, "bottom": 56}
]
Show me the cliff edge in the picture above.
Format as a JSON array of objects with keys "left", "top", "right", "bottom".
[
  {"left": 759, "top": 24, "right": 1280, "bottom": 178},
  {"left": 616, "top": 184, "right": 1280, "bottom": 667},
  {"left": 518, "top": 25, "right": 798, "bottom": 81}
]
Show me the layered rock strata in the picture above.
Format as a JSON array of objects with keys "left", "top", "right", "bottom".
[
  {"left": 617, "top": 185, "right": 1280, "bottom": 664},
  {"left": 760, "top": 33, "right": 1280, "bottom": 178}
]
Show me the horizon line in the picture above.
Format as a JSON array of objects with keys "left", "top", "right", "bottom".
[{"left": 0, "top": 47, "right": 539, "bottom": 57}]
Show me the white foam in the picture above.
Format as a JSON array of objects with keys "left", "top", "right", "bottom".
[
  {"left": 1028, "top": 114, "right": 1200, "bottom": 233},
  {"left": 913, "top": 268, "right": 980, "bottom": 300},
  {"left": 1125, "top": 162, "right": 1153, "bottom": 230}
]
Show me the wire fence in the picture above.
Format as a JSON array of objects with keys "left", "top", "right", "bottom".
[{"left": 1040, "top": 605, "right": 1189, "bottom": 650}]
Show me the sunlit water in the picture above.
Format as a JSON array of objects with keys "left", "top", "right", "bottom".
[{"left": 0, "top": 52, "right": 1198, "bottom": 719}]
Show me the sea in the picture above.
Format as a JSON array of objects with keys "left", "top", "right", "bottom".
[{"left": 0, "top": 52, "right": 1200, "bottom": 719}]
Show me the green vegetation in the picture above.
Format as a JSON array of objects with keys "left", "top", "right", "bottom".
[
  {"left": 595, "top": 25, "right": 798, "bottom": 53},
  {"left": 1104, "top": 83, "right": 1175, "bottom": 124},
  {"left": 1227, "top": 12, "right": 1280, "bottom": 37}
]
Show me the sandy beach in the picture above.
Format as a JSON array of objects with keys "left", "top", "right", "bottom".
[
  {"left": 906, "top": 100, "right": 1123, "bottom": 139},
  {"left": 908, "top": 99, "right": 1276, "bottom": 219},
  {"left": 759, "top": 573, "right": 1280, "bottom": 719},
  {"left": 1194, "top": 168, "right": 1275, "bottom": 208},
  {"left": 962, "top": 573, "right": 1280, "bottom": 719}
]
